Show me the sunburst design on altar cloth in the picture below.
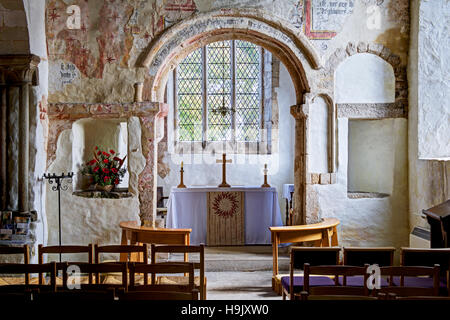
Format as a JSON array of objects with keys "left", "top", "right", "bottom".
[{"left": 211, "top": 192, "right": 239, "bottom": 218}]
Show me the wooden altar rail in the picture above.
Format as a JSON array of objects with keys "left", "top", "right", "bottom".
[
  {"left": 119, "top": 221, "right": 191, "bottom": 263},
  {"left": 269, "top": 218, "right": 340, "bottom": 293}
]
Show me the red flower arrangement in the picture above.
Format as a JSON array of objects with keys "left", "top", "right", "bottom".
[{"left": 81, "top": 146, "right": 127, "bottom": 189}]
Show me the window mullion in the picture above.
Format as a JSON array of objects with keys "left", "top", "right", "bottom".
[
  {"left": 260, "top": 47, "right": 264, "bottom": 144},
  {"left": 173, "top": 69, "right": 178, "bottom": 143},
  {"left": 231, "top": 40, "right": 236, "bottom": 143},
  {"left": 202, "top": 46, "right": 207, "bottom": 148}
]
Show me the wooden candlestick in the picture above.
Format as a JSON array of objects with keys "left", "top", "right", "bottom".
[
  {"left": 177, "top": 162, "right": 186, "bottom": 188},
  {"left": 261, "top": 164, "right": 270, "bottom": 188}
]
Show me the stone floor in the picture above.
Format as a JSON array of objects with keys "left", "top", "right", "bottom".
[
  {"left": 206, "top": 270, "right": 280, "bottom": 300},
  {"left": 161, "top": 245, "right": 290, "bottom": 300}
]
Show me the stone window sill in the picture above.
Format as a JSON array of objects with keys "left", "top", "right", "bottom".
[
  {"left": 73, "top": 189, "right": 133, "bottom": 199},
  {"left": 347, "top": 192, "right": 390, "bottom": 199}
]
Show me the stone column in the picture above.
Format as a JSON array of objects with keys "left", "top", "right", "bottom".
[
  {"left": 290, "top": 103, "right": 308, "bottom": 225},
  {"left": 0, "top": 55, "right": 40, "bottom": 213},
  {"left": 0, "top": 85, "right": 8, "bottom": 210},
  {"left": 18, "top": 83, "right": 29, "bottom": 212}
]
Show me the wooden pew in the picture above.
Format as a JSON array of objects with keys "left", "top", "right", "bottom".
[{"left": 269, "top": 217, "right": 340, "bottom": 293}]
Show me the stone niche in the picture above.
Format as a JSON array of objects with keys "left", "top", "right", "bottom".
[
  {"left": 72, "top": 118, "right": 129, "bottom": 192},
  {"left": 44, "top": 102, "right": 161, "bottom": 255},
  {"left": 347, "top": 119, "right": 405, "bottom": 198}
]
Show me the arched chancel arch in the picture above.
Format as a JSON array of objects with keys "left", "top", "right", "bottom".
[{"left": 137, "top": 9, "right": 322, "bottom": 225}]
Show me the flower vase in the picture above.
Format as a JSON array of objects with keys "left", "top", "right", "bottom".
[{"left": 95, "top": 184, "right": 114, "bottom": 192}]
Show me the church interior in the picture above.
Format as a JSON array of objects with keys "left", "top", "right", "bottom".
[{"left": 0, "top": 0, "right": 449, "bottom": 303}]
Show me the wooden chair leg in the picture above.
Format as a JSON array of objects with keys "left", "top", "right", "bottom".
[{"left": 331, "top": 226, "right": 338, "bottom": 246}]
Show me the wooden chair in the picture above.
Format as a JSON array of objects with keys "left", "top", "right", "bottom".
[
  {"left": 400, "top": 248, "right": 450, "bottom": 295},
  {"left": 61, "top": 262, "right": 128, "bottom": 292},
  {"left": 378, "top": 265, "right": 441, "bottom": 297},
  {"left": 342, "top": 247, "right": 395, "bottom": 288},
  {"left": 0, "top": 262, "right": 57, "bottom": 294},
  {"left": 388, "top": 293, "right": 450, "bottom": 300},
  {"left": 0, "top": 245, "right": 30, "bottom": 263},
  {"left": 94, "top": 244, "right": 148, "bottom": 284},
  {"left": 34, "top": 288, "right": 116, "bottom": 301},
  {"left": 300, "top": 289, "right": 382, "bottom": 301},
  {"left": 38, "top": 244, "right": 94, "bottom": 285},
  {"left": 151, "top": 244, "right": 206, "bottom": 300},
  {"left": 117, "top": 289, "right": 199, "bottom": 301},
  {"left": 302, "top": 263, "right": 370, "bottom": 300},
  {"left": 128, "top": 262, "right": 197, "bottom": 299},
  {"left": 282, "top": 247, "right": 340, "bottom": 300},
  {"left": 0, "top": 291, "right": 33, "bottom": 302},
  {"left": 95, "top": 244, "right": 148, "bottom": 264},
  {"left": 0, "top": 245, "right": 30, "bottom": 284}
]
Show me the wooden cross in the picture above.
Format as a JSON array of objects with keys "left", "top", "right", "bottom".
[{"left": 216, "top": 153, "right": 232, "bottom": 188}]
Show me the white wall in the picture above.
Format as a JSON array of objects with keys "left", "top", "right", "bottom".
[
  {"left": 72, "top": 119, "right": 129, "bottom": 190},
  {"left": 348, "top": 119, "right": 397, "bottom": 194},
  {"left": 24, "top": 0, "right": 48, "bottom": 262},
  {"left": 158, "top": 63, "right": 296, "bottom": 222},
  {"left": 309, "top": 96, "right": 329, "bottom": 173},
  {"left": 417, "top": 0, "right": 450, "bottom": 160},
  {"left": 408, "top": 0, "right": 450, "bottom": 232},
  {"left": 335, "top": 53, "right": 395, "bottom": 103}
]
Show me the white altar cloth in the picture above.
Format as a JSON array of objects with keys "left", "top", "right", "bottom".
[{"left": 166, "top": 186, "right": 283, "bottom": 245}]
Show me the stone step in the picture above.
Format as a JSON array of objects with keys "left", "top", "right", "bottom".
[{"left": 157, "top": 245, "right": 290, "bottom": 272}]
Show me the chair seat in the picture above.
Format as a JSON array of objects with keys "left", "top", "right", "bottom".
[
  {"left": 0, "top": 277, "right": 42, "bottom": 285},
  {"left": 392, "top": 276, "right": 442, "bottom": 287},
  {"left": 392, "top": 276, "right": 448, "bottom": 295},
  {"left": 339, "top": 275, "right": 390, "bottom": 287},
  {"left": 157, "top": 275, "right": 204, "bottom": 288},
  {"left": 281, "top": 276, "right": 335, "bottom": 293}
]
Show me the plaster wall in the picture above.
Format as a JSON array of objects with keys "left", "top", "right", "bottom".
[
  {"left": 318, "top": 118, "right": 409, "bottom": 259},
  {"left": 44, "top": 0, "right": 410, "bottom": 103},
  {"left": 158, "top": 63, "right": 296, "bottom": 222},
  {"left": 416, "top": 0, "right": 450, "bottom": 161},
  {"left": 335, "top": 53, "right": 395, "bottom": 103},
  {"left": 408, "top": 0, "right": 449, "bottom": 232},
  {"left": 72, "top": 118, "right": 127, "bottom": 190},
  {"left": 308, "top": 96, "right": 329, "bottom": 173},
  {"left": 348, "top": 119, "right": 396, "bottom": 194}
]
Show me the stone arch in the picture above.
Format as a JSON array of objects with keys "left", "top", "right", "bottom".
[
  {"left": 137, "top": 8, "right": 322, "bottom": 104},
  {"left": 136, "top": 9, "right": 325, "bottom": 226}
]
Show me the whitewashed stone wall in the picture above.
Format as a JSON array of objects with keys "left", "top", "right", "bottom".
[
  {"left": 417, "top": 0, "right": 450, "bottom": 161},
  {"left": 335, "top": 53, "right": 395, "bottom": 103},
  {"left": 408, "top": 0, "right": 450, "bottom": 232},
  {"left": 25, "top": 0, "right": 48, "bottom": 263}
]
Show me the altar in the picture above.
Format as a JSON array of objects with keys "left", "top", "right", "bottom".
[{"left": 166, "top": 186, "right": 283, "bottom": 245}]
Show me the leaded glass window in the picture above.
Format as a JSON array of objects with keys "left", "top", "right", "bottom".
[{"left": 175, "top": 40, "right": 264, "bottom": 144}]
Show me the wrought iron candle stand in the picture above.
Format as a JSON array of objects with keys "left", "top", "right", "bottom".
[{"left": 43, "top": 172, "right": 74, "bottom": 262}]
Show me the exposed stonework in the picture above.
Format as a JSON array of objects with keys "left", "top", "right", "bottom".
[
  {"left": 337, "top": 103, "right": 406, "bottom": 118},
  {"left": 139, "top": 8, "right": 320, "bottom": 103},
  {"left": 324, "top": 41, "right": 408, "bottom": 117}
]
